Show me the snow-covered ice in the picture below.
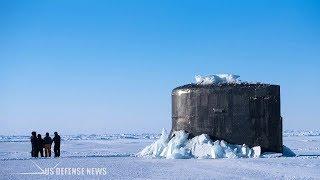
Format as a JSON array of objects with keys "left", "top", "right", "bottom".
[
  {"left": 0, "top": 130, "right": 320, "bottom": 179},
  {"left": 138, "top": 130, "right": 261, "bottom": 159},
  {"left": 195, "top": 74, "right": 240, "bottom": 85}
]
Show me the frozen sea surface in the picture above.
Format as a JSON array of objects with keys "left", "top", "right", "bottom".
[{"left": 0, "top": 132, "right": 320, "bottom": 179}]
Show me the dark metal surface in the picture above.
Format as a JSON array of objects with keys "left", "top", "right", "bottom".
[{"left": 171, "top": 83, "right": 282, "bottom": 152}]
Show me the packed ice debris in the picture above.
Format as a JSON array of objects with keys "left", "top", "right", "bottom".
[
  {"left": 195, "top": 74, "right": 240, "bottom": 85},
  {"left": 138, "top": 129, "right": 169, "bottom": 157},
  {"left": 138, "top": 130, "right": 261, "bottom": 159}
]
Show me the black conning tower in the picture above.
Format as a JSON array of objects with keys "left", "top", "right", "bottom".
[{"left": 171, "top": 83, "right": 282, "bottom": 152}]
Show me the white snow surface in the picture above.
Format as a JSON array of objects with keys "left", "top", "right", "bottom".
[
  {"left": 195, "top": 74, "right": 240, "bottom": 85},
  {"left": 1, "top": 130, "right": 320, "bottom": 179},
  {"left": 138, "top": 130, "right": 261, "bottom": 159}
]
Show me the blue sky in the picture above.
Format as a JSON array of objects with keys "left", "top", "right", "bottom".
[{"left": 0, "top": 0, "right": 319, "bottom": 135}]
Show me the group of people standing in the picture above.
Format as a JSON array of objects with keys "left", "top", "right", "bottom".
[{"left": 31, "top": 131, "right": 61, "bottom": 158}]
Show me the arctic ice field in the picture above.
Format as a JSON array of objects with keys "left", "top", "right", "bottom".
[{"left": 0, "top": 130, "right": 320, "bottom": 179}]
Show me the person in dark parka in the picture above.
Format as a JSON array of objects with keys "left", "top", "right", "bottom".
[
  {"left": 30, "top": 131, "right": 37, "bottom": 157},
  {"left": 43, "top": 132, "right": 53, "bottom": 157},
  {"left": 53, "top": 132, "right": 61, "bottom": 157},
  {"left": 37, "top": 134, "right": 44, "bottom": 157}
]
